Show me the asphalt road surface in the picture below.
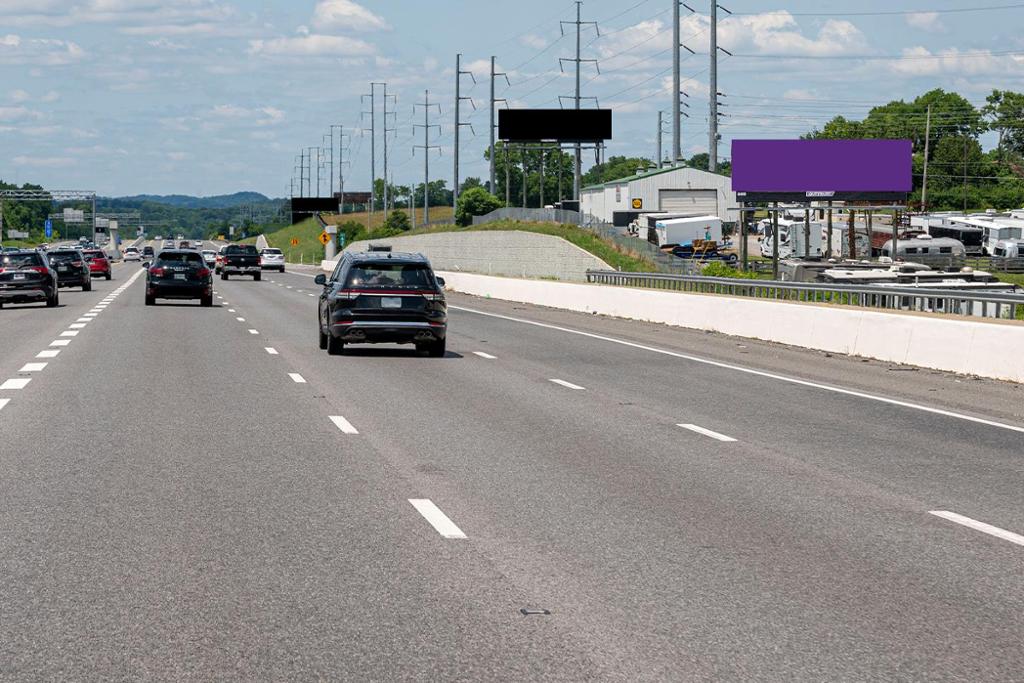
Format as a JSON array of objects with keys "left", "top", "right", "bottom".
[{"left": 0, "top": 259, "right": 1021, "bottom": 681}]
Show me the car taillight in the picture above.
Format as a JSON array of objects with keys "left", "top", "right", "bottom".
[
  {"left": 196, "top": 268, "right": 211, "bottom": 278},
  {"left": 150, "top": 267, "right": 165, "bottom": 276},
  {"left": 29, "top": 266, "right": 49, "bottom": 274},
  {"left": 71, "top": 261, "right": 83, "bottom": 267},
  {"left": 422, "top": 292, "right": 445, "bottom": 302}
]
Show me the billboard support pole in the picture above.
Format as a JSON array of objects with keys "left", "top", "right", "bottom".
[
  {"left": 826, "top": 200, "right": 833, "bottom": 259},
  {"left": 771, "top": 202, "right": 779, "bottom": 280},
  {"left": 848, "top": 209, "right": 856, "bottom": 260}
]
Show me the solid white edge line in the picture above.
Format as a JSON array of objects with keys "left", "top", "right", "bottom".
[
  {"left": 0, "top": 398, "right": 9, "bottom": 412},
  {"left": 408, "top": 499, "right": 467, "bottom": 539},
  {"left": 549, "top": 378, "right": 585, "bottom": 391},
  {"left": 19, "top": 363, "right": 47, "bottom": 372},
  {"left": 473, "top": 351, "right": 497, "bottom": 359},
  {"left": 0, "top": 378, "right": 31, "bottom": 390},
  {"left": 265, "top": 347, "right": 278, "bottom": 355},
  {"left": 329, "top": 415, "right": 359, "bottom": 434},
  {"left": 449, "top": 305, "right": 1024, "bottom": 435},
  {"left": 929, "top": 511, "right": 1024, "bottom": 548},
  {"left": 677, "top": 423, "right": 738, "bottom": 442},
  {"left": 288, "top": 373, "right": 306, "bottom": 383}
]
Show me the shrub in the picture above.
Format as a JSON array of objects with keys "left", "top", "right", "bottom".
[{"left": 455, "top": 186, "right": 503, "bottom": 226}]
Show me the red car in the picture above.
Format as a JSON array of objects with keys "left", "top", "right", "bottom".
[{"left": 83, "top": 249, "right": 112, "bottom": 280}]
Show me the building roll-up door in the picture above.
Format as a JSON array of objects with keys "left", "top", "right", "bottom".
[{"left": 658, "top": 189, "right": 718, "bottom": 215}]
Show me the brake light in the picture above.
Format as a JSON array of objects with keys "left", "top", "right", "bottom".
[
  {"left": 71, "top": 261, "right": 83, "bottom": 267},
  {"left": 422, "top": 293, "right": 445, "bottom": 302},
  {"left": 29, "top": 266, "right": 49, "bottom": 274},
  {"left": 196, "top": 268, "right": 211, "bottom": 278},
  {"left": 150, "top": 267, "right": 165, "bottom": 276}
]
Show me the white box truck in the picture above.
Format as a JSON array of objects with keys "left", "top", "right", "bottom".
[{"left": 649, "top": 215, "right": 722, "bottom": 248}]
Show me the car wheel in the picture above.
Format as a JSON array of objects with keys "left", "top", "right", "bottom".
[
  {"left": 82, "top": 280, "right": 92, "bottom": 292},
  {"left": 254, "top": 272, "right": 261, "bottom": 281},
  {"left": 427, "top": 338, "right": 446, "bottom": 358},
  {"left": 201, "top": 295, "right": 213, "bottom": 307},
  {"left": 145, "top": 294, "right": 155, "bottom": 306},
  {"left": 105, "top": 272, "right": 111, "bottom": 281},
  {"left": 221, "top": 273, "right": 228, "bottom": 280},
  {"left": 326, "top": 334, "right": 345, "bottom": 356},
  {"left": 318, "top": 320, "right": 328, "bottom": 349},
  {"left": 46, "top": 290, "right": 58, "bottom": 308},
  {"left": 280, "top": 267, "right": 286, "bottom": 273}
]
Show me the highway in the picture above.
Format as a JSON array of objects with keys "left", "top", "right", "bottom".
[{"left": 0, "top": 255, "right": 1022, "bottom": 680}]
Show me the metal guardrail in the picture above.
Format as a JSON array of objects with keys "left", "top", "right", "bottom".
[{"left": 585, "top": 270, "right": 1024, "bottom": 320}]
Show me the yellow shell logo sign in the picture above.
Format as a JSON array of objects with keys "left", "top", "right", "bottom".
[{"left": 631, "top": 198, "right": 643, "bottom": 210}]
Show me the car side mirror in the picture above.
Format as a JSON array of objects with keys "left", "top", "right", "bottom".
[
  {"left": 314, "top": 274, "right": 327, "bottom": 286},
  {"left": 436, "top": 276, "right": 446, "bottom": 287}
]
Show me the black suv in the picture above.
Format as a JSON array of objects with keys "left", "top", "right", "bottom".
[
  {"left": 0, "top": 250, "right": 59, "bottom": 308},
  {"left": 47, "top": 249, "right": 92, "bottom": 291},
  {"left": 315, "top": 251, "right": 447, "bottom": 356},
  {"left": 145, "top": 250, "right": 213, "bottom": 306}
]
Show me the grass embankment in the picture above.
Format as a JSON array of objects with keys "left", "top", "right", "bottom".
[{"left": 246, "top": 214, "right": 657, "bottom": 273}]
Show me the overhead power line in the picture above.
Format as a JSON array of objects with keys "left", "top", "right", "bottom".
[{"left": 731, "top": 3, "right": 1024, "bottom": 17}]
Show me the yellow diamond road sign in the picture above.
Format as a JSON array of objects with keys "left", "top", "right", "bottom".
[
  {"left": 319, "top": 231, "right": 331, "bottom": 246},
  {"left": 291, "top": 237, "right": 300, "bottom": 246}
]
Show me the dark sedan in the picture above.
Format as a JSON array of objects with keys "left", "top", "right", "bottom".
[
  {"left": 0, "top": 251, "right": 59, "bottom": 308},
  {"left": 145, "top": 250, "right": 213, "bottom": 306},
  {"left": 47, "top": 249, "right": 92, "bottom": 291},
  {"left": 316, "top": 251, "right": 447, "bottom": 356}
]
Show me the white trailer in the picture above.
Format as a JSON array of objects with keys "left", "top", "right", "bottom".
[
  {"left": 759, "top": 218, "right": 825, "bottom": 258},
  {"left": 649, "top": 215, "right": 722, "bottom": 248}
]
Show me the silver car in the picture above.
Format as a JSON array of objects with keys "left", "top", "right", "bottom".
[
  {"left": 260, "top": 248, "right": 285, "bottom": 272},
  {"left": 201, "top": 249, "right": 217, "bottom": 267}
]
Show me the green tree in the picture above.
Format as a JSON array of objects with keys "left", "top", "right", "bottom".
[
  {"left": 983, "top": 89, "right": 1024, "bottom": 158},
  {"left": 382, "top": 209, "right": 411, "bottom": 232},
  {"left": 486, "top": 142, "right": 574, "bottom": 206},
  {"left": 581, "top": 155, "right": 654, "bottom": 186},
  {"left": 455, "top": 186, "right": 503, "bottom": 226}
]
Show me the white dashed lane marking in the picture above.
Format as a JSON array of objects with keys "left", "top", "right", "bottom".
[
  {"left": 0, "top": 398, "right": 9, "bottom": 412},
  {"left": 0, "top": 378, "right": 32, "bottom": 390},
  {"left": 677, "top": 424, "right": 737, "bottom": 442},
  {"left": 19, "top": 363, "right": 47, "bottom": 372},
  {"left": 50, "top": 340, "right": 71, "bottom": 347},
  {"left": 473, "top": 351, "right": 497, "bottom": 359},
  {"left": 409, "top": 499, "right": 467, "bottom": 539},
  {"left": 36, "top": 350, "right": 60, "bottom": 358},
  {"left": 549, "top": 378, "right": 585, "bottom": 391},
  {"left": 288, "top": 373, "right": 306, "bottom": 383},
  {"left": 329, "top": 415, "right": 359, "bottom": 434},
  {"left": 265, "top": 347, "right": 278, "bottom": 355},
  {"left": 248, "top": 329, "right": 259, "bottom": 335}
]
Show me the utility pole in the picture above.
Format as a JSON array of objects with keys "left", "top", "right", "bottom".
[
  {"left": 325, "top": 132, "right": 334, "bottom": 196},
  {"left": 673, "top": 0, "right": 681, "bottom": 166},
  {"left": 560, "top": 2, "right": 599, "bottom": 200},
  {"left": 413, "top": 90, "right": 441, "bottom": 226},
  {"left": 657, "top": 111, "right": 664, "bottom": 168},
  {"left": 307, "top": 147, "right": 318, "bottom": 196},
  {"left": 361, "top": 85, "right": 377, "bottom": 218},
  {"left": 330, "top": 125, "right": 347, "bottom": 211},
  {"left": 381, "top": 83, "right": 395, "bottom": 213},
  {"left": 505, "top": 146, "right": 511, "bottom": 206},
  {"left": 921, "top": 104, "right": 931, "bottom": 213},
  {"left": 708, "top": 2, "right": 731, "bottom": 173},
  {"left": 454, "top": 53, "right": 476, "bottom": 209},
  {"left": 489, "top": 57, "right": 509, "bottom": 194}
]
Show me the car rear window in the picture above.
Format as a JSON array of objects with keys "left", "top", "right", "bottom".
[
  {"left": 262, "top": 249, "right": 282, "bottom": 255},
  {"left": 345, "top": 262, "right": 434, "bottom": 289},
  {"left": 48, "top": 251, "right": 80, "bottom": 261},
  {"left": 83, "top": 250, "right": 105, "bottom": 258},
  {"left": 157, "top": 252, "right": 204, "bottom": 264},
  {"left": 2, "top": 253, "right": 44, "bottom": 267},
  {"left": 225, "top": 245, "right": 258, "bottom": 255}
]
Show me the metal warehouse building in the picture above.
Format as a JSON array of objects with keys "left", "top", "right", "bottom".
[{"left": 580, "top": 166, "right": 739, "bottom": 226}]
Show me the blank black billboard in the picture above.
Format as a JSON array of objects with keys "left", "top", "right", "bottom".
[{"left": 498, "top": 109, "right": 612, "bottom": 143}]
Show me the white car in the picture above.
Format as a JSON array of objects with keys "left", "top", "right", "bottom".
[
  {"left": 201, "top": 249, "right": 217, "bottom": 267},
  {"left": 123, "top": 247, "right": 141, "bottom": 262},
  {"left": 260, "top": 248, "right": 285, "bottom": 272}
]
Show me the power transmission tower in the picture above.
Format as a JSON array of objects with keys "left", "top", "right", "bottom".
[
  {"left": 454, "top": 53, "right": 476, "bottom": 209},
  {"left": 674, "top": 3, "right": 696, "bottom": 165},
  {"left": 307, "top": 147, "right": 318, "bottom": 196},
  {"left": 413, "top": 90, "right": 441, "bottom": 225},
  {"left": 330, "top": 125, "right": 349, "bottom": 212},
  {"left": 559, "top": 1, "right": 599, "bottom": 200},
  {"left": 489, "top": 56, "right": 509, "bottom": 194},
  {"left": 657, "top": 111, "right": 664, "bottom": 168},
  {"left": 361, "top": 85, "right": 377, "bottom": 217},
  {"left": 708, "top": 2, "right": 731, "bottom": 172}
]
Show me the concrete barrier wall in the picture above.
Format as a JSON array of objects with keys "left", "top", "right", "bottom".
[
  {"left": 438, "top": 271, "right": 1024, "bottom": 384},
  {"left": 344, "top": 230, "right": 610, "bottom": 282}
]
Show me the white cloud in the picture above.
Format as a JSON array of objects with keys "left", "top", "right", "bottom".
[
  {"left": 0, "top": 106, "right": 43, "bottom": 122},
  {"left": 147, "top": 38, "right": 188, "bottom": 50},
  {"left": 905, "top": 12, "right": 944, "bottom": 33},
  {"left": 521, "top": 34, "right": 548, "bottom": 50},
  {"left": 0, "top": 35, "right": 86, "bottom": 65},
  {"left": 312, "top": 0, "right": 388, "bottom": 32},
  {"left": 208, "top": 104, "right": 285, "bottom": 126},
  {"left": 10, "top": 89, "right": 30, "bottom": 102},
  {"left": 0, "top": 0, "right": 235, "bottom": 33},
  {"left": 248, "top": 34, "right": 375, "bottom": 58},
  {"left": 167, "top": 151, "right": 188, "bottom": 161},
  {"left": 889, "top": 47, "right": 1024, "bottom": 77},
  {"left": 11, "top": 155, "right": 75, "bottom": 167}
]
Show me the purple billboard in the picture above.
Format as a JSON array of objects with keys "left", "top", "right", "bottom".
[{"left": 731, "top": 139, "right": 912, "bottom": 196}]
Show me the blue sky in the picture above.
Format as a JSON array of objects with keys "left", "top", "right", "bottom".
[{"left": 1, "top": 0, "right": 1022, "bottom": 197}]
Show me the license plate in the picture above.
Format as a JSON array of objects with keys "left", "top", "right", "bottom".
[
  {"left": 381, "top": 297, "right": 402, "bottom": 308},
  {"left": 174, "top": 273, "right": 186, "bottom": 280},
  {"left": 58, "top": 266, "right": 68, "bottom": 272},
  {"left": 12, "top": 274, "right": 25, "bottom": 280}
]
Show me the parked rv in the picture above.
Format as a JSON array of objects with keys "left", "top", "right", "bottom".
[
  {"left": 759, "top": 218, "right": 824, "bottom": 259},
  {"left": 992, "top": 238, "right": 1024, "bottom": 258},
  {"left": 879, "top": 235, "right": 965, "bottom": 260}
]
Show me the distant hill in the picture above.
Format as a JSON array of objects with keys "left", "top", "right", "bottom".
[{"left": 110, "top": 192, "right": 273, "bottom": 209}]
